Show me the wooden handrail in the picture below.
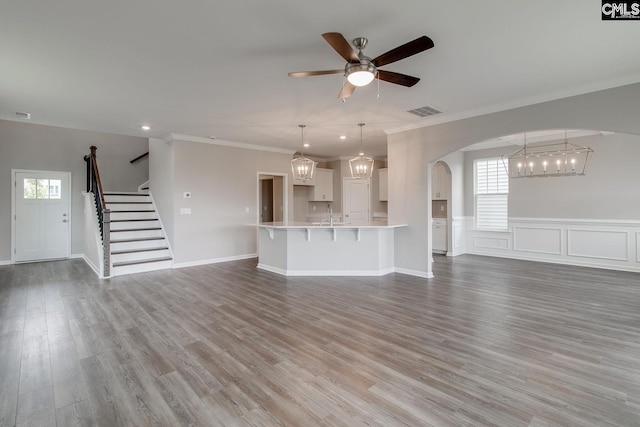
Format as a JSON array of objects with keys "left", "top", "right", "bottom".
[
  {"left": 130, "top": 151, "right": 149, "bottom": 164},
  {"left": 84, "top": 145, "right": 110, "bottom": 276}
]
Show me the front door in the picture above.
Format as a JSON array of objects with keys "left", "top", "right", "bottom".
[
  {"left": 13, "top": 170, "right": 71, "bottom": 262},
  {"left": 343, "top": 178, "right": 370, "bottom": 225}
]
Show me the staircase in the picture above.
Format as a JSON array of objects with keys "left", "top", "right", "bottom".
[{"left": 104, "top": 192, "right": 172, "bottom": 276}]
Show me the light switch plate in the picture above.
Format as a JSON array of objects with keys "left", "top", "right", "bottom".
[{"left": 180, "top": 208, "right": 192, "bottom": 215}]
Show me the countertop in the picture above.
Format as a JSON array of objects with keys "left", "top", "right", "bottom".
[{"left": 256, "top": 221, "right": 407, "bottom": 229}]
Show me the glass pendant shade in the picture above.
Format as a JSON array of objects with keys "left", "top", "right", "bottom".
[{"left": 346, "top": 62, "right": 376, "bottom": 87}]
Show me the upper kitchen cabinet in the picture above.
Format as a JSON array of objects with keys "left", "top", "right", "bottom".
[
  {"left": 309, "top": 168, "right": 334, "bottom": 201},
  {"left": 432, "top": 162, "right": 450, "bottom": 200},
  {"left": 378, "top": 168, "right": 388, "bottom": 201}
]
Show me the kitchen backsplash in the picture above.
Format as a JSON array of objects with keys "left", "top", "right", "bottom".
[{"left": 432, "top": 200, "right": 447, "bottom": 218}]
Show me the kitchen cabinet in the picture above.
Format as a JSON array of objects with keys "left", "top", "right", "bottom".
[
  {"left": 432, "top": 218, "right": 447, "bottom": 253},
  {"left": 378, "top": 168, "right": 388, "bottom": 201},
  {"left": 432, "top": 162, "right": 449, "bottom": 200},
  {"left": 293, "top": 173, "right": 315, "bottom": 186},
  {"left": 310, "top": 168, "right": 333, "bottom": 201}
]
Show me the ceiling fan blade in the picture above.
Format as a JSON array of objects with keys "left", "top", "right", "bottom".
[
  {"left": 288, "top": 69, "right": 344, "bottom": 78},
  {"left": 372, "top": 36, "right": 434, "bottom": 67},
  {"left": 338, "top": 81, "right": 356, "bottom": 99},
  {"left": 322, "top": 32, "right": 360, "bottom": 63},
  {"left": 376, "top": 70, "right": 420, "bottom": 87}
]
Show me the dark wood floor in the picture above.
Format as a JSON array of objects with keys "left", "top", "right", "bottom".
[{"left": 1, "top": 255, "right": 639, "bottom": 426}]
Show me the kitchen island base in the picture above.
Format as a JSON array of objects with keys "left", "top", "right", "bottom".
[{"left": 257, "top": 224, "right": 405, "bottom": 276}]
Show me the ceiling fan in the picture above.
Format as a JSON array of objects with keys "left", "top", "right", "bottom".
[{"left": 289, "top": 32, "right": 434, "bottom": 99}]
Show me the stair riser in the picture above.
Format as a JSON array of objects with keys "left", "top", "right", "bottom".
[
  {"left": 110, "top": 229, "right": 163, "bottom": 240},
  {"left": 110, "top": 239, "right": 167, "bottom": 252},
  {"left": 106, "top": 203, "right": 153, "bottom": 212},
  {"left": 104, "top": 195, "right": 151, "bottom": 203},
  {"left": 110, "top": 211, "right": 157, "bottom": 221},
  {"left": 111, "top": 220, "right": 160, "bottom": 231},
  {"left": 110, "top": 260, "right": 172, "bottom": 277},
  {"left": 111, "top": 249, "right": 171, "bottom": 263}
]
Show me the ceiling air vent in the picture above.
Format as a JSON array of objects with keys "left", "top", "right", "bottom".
[{"left": 407, "top": 105, "right": 442, "bottom": 118}]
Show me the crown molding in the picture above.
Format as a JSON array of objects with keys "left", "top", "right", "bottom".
[
  {"left": 385, "top": 72, "right": 640, "bottom": 135},
  {"left": 163, "top": 133, "right": 296, "bottom": 155}
]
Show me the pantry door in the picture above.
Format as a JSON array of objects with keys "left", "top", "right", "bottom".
[{"left": 13, "top": 170, "right": 71, "bottom": 262}]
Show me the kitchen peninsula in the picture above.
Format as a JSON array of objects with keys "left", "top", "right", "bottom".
[{"left": 256, "top": 222, "right": 407, "bottom": 276}]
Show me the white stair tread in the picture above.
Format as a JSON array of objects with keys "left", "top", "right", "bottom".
[
  {"left": 111, "top": 247, "right": 169, "bottom": 255},
  {"left": 113, "top": 256, "right": 172, "bottom": 267}
]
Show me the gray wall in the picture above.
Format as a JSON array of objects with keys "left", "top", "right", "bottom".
[
  {"left": 387, "top": 82, "right": 640, "bottom": 277},
  {"left": 155, "top": 137, "right": 294, "bottom": 265},
  {"left": 0, "top": 119, "right": 148, "bottom": 261},
  {"left": 149, "top": 138, "right": 175, "bottom": 245},
  {"left": 462, "top": 133, "right": 640, "bottom": 220}
]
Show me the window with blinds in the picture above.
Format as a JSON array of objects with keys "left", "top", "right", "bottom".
[{"left": 474, "top": 158, "right": 509, "bottom": 230}]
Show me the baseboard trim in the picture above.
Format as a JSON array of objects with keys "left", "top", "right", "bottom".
[
  {"left": 393, "top": 268, "right": 434, "bottom": 279},
  {"left": 257, "top": 264, "right": 396, "bottom": 277},
  {"left": 0, "top": 259, "right": 11, "bottom": 266},
  {"left": 75, "top": 254, "right": 103, "bottom": 278},
  {"left": 172, "top": 253, "right": 257, "bottom": 269},
  {"left": 465, "top": 250, "right": 640, "bottom": 274}
]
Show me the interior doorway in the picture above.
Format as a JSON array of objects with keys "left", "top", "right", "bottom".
[
  {"left": 343, "top": 177, "right": 370, "bottom": 225},
  {"left": 12, "top": 169, "right": 71, "bottom": 262},
  {"left": 431, "top": 161, "right": 452, "bottom": 255},
  {"left": 258, "top": 173, "right": 287, "bottom": 224}
]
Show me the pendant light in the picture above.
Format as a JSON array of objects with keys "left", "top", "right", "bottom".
[
  {"left": 349, "top": 123, "right": 374, "bottom": 178},
  {"left": 503, "top": 130, "right": 594, "bottom": 178},
  {"left": 291, "top": 124, "right": 316, "bottom": 183}
]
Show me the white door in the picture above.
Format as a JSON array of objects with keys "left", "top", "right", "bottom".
[
  {"left": 13, "top": 170, "right": 71, "bottom": 262},
  {"left": 343, "top": 178, "right": 370, "bottom": 225}
]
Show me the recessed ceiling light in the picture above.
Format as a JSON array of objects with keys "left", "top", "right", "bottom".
[
  {"left": 339, "top": 135, "right": 347, "bottom": 140},
  {"left": 208, "top": 136, "right": 217, "bottom": 139},
  {"left": 141, "top": 125, "right": 151, "bottom": 131},
  {"left": 15, "top": 111, "right": 31, "bottom": 120},
  {"left": 303, "top": 143, "right": 310, "bottom": 148}
]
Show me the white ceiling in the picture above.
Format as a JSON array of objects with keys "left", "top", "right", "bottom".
[{"left": 2, "top": 1, "right": 639, "bottom": 158}]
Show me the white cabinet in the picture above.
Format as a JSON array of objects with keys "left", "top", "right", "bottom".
[
  {"left": 432, "top": 219, "right": 447, "bottom": 253},
  {"left": 310, "top": 168, "right": 333, "bottom": 201},
  {"left": 378, "top": 168, "right": 388, "bottom": 201},
  {"left": 432, "top": 162, "right": 449, "bottom": 200},
  {"left": 293, "top": 174, "right": 315, "bottom": 186}
]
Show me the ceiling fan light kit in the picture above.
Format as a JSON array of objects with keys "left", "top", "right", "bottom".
[
  {"left": 288, "top": 32, "right": 434, "bottom": 99},
  {"left": 346, "top": 62, "right": 376, "bottom": 87}
]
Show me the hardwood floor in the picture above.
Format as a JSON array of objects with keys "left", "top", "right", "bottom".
[{"left": 1, "top": 255, "right": 640, "bottom": 426}]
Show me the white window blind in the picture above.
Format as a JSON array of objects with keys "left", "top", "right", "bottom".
[{"left": 475, "top": 158, "right": 509, "bottom": 230}]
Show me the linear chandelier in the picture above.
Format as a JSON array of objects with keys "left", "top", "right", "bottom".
[
  {"left": 291, "top": 124, "right": 316, "bottom": 183},
  {"left": 349, "top": 123, "right": 374, "bottom": 178},
  {"left": 502, "top": 131, "right": 594, "bottom": 178}
]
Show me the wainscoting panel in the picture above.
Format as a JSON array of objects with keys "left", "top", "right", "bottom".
[
  {"left": 449, "top": 217, "right": 466, "bottom": 256},
  {"left": 474, "top": 236, "right": 509, "bottom": 250},
  {"left": 567, "top": 229, "right": 628, "bottom": 261},
  {"left": 513, "top": 227, "right": 562, "bottom": 255},
  {"left": 464, "top": 217, "right": 640, "bottom": 273}
]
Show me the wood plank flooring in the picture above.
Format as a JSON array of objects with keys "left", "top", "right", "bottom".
[{"left": 1, "top": 255, "right": 640, "bottom": 426}]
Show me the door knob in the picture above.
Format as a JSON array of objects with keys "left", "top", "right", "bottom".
[{"left": 62, "top": 219, "right": 68, "bottom": 223}]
